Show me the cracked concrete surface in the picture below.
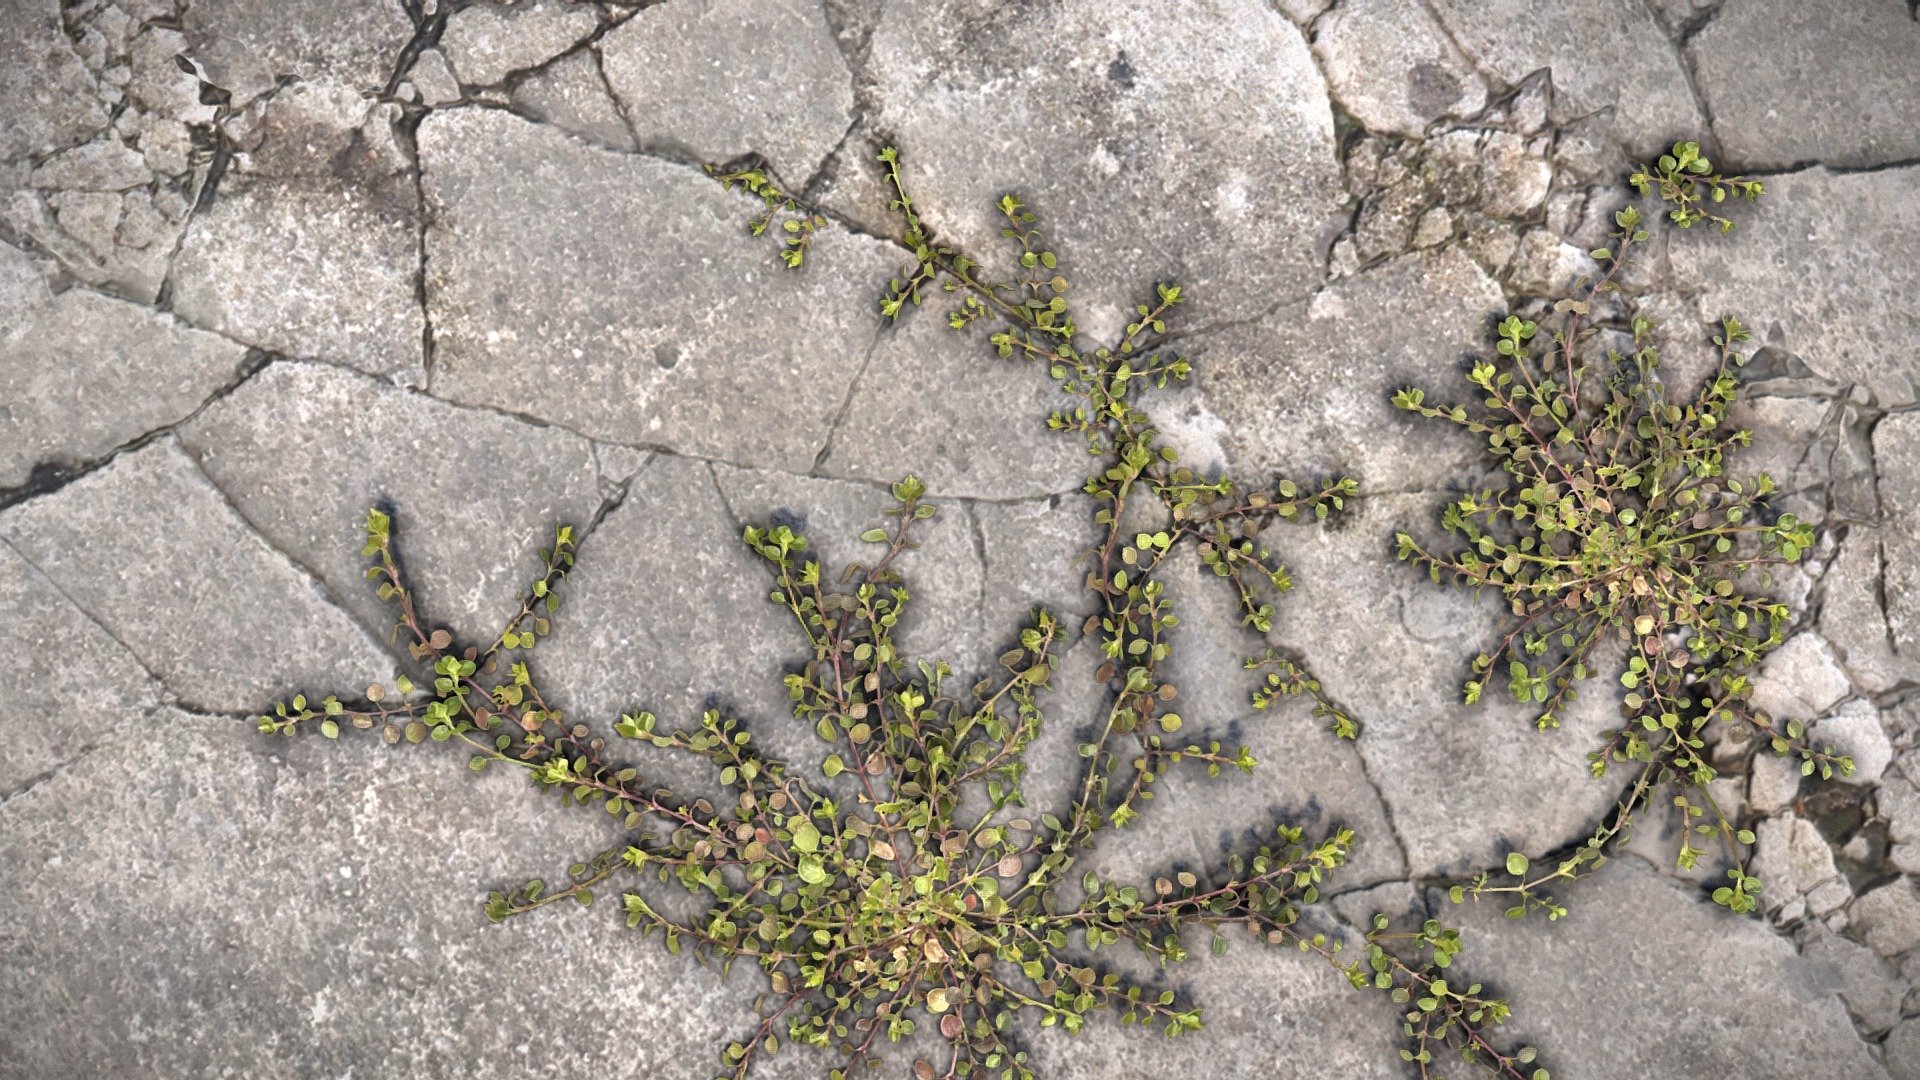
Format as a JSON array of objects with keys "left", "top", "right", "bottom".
[{"left": 2, "top": 1, "right": 1917, "bottom": 1077}]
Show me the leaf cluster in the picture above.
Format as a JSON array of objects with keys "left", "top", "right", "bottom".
[
  {"left": 258, "top": 150, "right": 1546, "bottom": 1079},
  {"left": 1393, "top": 143, "right": 1847, "bottom": 919}
]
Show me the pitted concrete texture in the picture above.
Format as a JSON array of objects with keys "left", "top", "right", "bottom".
[{"left": 2, "top": 2, "right": 1917, "bottom": 1078}]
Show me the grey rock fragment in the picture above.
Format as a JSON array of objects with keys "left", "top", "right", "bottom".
[
  {"left": 440, "top": 0, "right": 601, "bottom": 87},
  {"left": 1816, "top": 699, "right": 1893, "bottom": 786},
  {"left": 1881, "top": 412, "right": 1920, "bottom": 658},
  {"left": 408, "top": 46, "right": 462, "bottom": 107},
  {"left": 182, "top": 0, "right": 414, "bottom": 103},
  {"left": 509, "top": 49, "right": 636, "bottom": 150},
  {"left": 1691, "top": 0, "right": 1920, "bottom": 169},
  {"left": 1854, "top": 878, "right": 1920, "bottom": 959},
  {"left": 1446, "top": 859, "right": 1888, "bottom": 1079},
  {"left": 420, "top": 108, "right": 894, "bottom": 473},
  {"left": 1669, "top": 166, "right": 1920, "bottom": 407},
  {"left": 0, "top": 242, "right": 249, "bottom": 489},
  {"left": 865, "top": 0, "right": 1345, "bottom": 332},
  {"left": 1313, "top": 0, "right": 1485, "bottom": 139},
  {"left": 1752, "top": 811, "right": 1845, "bottom": 919},
  {"left": 176, "top": 360, "right": 608, "bottom": 644},
  {"left": 1748, "top": 750, "right": 1803, "bottom": 816},
  {"left": 1751, "top": 632, "right": 1853, "bottom": 722},
  {"left": 0, "top": 440, "right": 392, "bottom": 713},
  {"left": 599, "top": 0, "right": 853, "bottom": 184},
  {"left": 0, "top": 0, "right": 108, "bottom": 160}
]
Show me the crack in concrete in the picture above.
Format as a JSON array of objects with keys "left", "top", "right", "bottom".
[{"left": 0, "top": 346, "right": 273, "bottom": 514}]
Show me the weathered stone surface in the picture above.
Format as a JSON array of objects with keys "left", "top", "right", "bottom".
[
  {"left": 532, "top": 454, "right": 809, "bottom": 764},
  {"left": 0, "top": 707, "right": 783, "bottom": 1078},
  {"left": 599, "top": 0, "right": 853, "bottom": 184},
  {"left": 170, "top": 175, "right": 423, "bottom": 382},
  {"left": 865, "top": 0, "right": 1346, "bottom": 332},
  {"left": 1691, "top": 0, "right": 1920, "bottom": 169},
  {"left": 176, "top": 360, "right": 609, "bottom": 644},
  {"left": 1854, "top": 878, "right": 1920, "bottom": 959},
  {"left": 1821, "top": 527, "right": 1909, "bottom": 695},
  {"left": 1, "top": 13, "right": 210, "bottom": 303},
  {"left": 421, "top": 107, "right": 895, "bottom": 473},
  {"left": 1752, "top": 631, "right": 1854, "bottom": 722},
  {"left": 817, "top": 301, "right": 1088, "bottom": 499},
  {"left": 0, "top": 439, "right": 392, "bottom": 713},
  {"left": 1267, "top": 494, "right": 1618, "bottom": 877},
  {"left": 1314, "top": 0, "right": 1486, "bottom": 139},
  {"left": 1817, "top": 699, "right": 1893, "bottom": 786},
  {"left": 1197, "top": 247, "right": 1506, "bottom": 491},
  {"left": 510, "top": 48, "right": 636, "bottom": 150},
  {"left": 0, "top": 541, "right": 163, "bottom": 793},
  {"left": 1080, "top": 552, "right": 1408, "bottom": 891},
  {"left": 1890, "top": 1017, "right": 1920, "bottom": 1080},
  {"left": 1882, "top": 411, "right": 1920, "bottom": 658},
  {"left": 182, "top": 0, "right": 413, "bottom": 103},
  {"left": 1669, "top": 166, "right": 1920, "bottom": 407},
  {"left": 1797, "top": 923, "right": 1906, "bottom": 1034},
  {"left": 1447, "top": 859, "right": 1888, "bottom": 1079},
  {"left": 440, "top": 0, "right": 601, "bottom": 87},
  {"left": 0, "top": 0, "right": 108, "bottom": 161},
  {"left": 1752, "top": 811, "right": 1844, "bottom": 918},
  {"left": 1428, "top": 0, "right": 1699, "bottom": 166},
  {"left": 1028, "top": 929, "right": 1405, "bottom": 1079},
  {"left": 1748, "top": 749, "right": 1803, "bottom": 816},
  {"left": 0, "top": 243, "right": 250, "bottom": 489}
]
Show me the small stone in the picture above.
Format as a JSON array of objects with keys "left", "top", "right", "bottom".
[
  {"left": 1505, "top": 229, "right": 1598, "bottom": 297},
  {"left": 1410, "top": 206, "right": 1452, "bottom": 248},
  {"left": 1751, "top": 632, "right": 1854, "bottom": 722},
  {"left": 1751, "top": 812, "right": 1841, "bottom": 916},
  {"left": 1851, "top": 878, "right": 1920, "bottom": 958},
  {"left": 599, "top": 0, "right": 853, "bottom": 184},
  {"left": 440, "top": 0, "right": 601, "bottom": 87},
  {"left": 1815, "top": 700, "right": 1893, "bottom": 785},
  {"left": 409, "top": 47, "right": 462, "bottom": 107},
  {"left": 1476, "top": 132, "right": 1553, "bottom": 219}
]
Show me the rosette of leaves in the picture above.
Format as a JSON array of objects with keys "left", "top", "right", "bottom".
[
  {"left": 256, "top": 151, "right": 1547, "bottom": 1080},
  {"left": 1391, "top": 142, "right": 1850, "bottom": 919}
]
